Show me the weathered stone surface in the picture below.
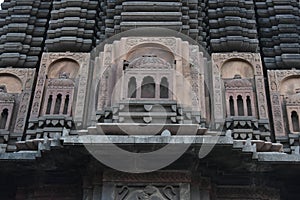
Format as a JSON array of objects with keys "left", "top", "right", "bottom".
[
  {"left": 207, "top": 0, "right": 259, "bottom": 52},
  {"left": 0, "top": 0, "right": 51, "bottom": 68},
  {"left": 255, "top": 0, "right": 300, "bottom": 68}
]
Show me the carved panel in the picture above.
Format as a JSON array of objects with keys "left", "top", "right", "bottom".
[
  {"left": 103, "top": 171, "right": 191, "bottom": 183},
  {"left": 116, "top": 185, "right": 179, "bottom": 200},
  {"left": 268, "top": 69, "right": 300, "bottom": 137},
  {"left": 0, "top": 68, "right": 35, "bottom": 141},
  {"left": 28, "top": 52, "right": 90, "bottom": 133},
  {"left": 212, "top": 53, "right": 269, "bottom": 131},
  {"left": 103, "top": 171, "right": 190, "bottom": 200},
  {"left": 124, "top": 37, "right": 177, "bottom": 54},
  {"left": 94, "top": 37, "right": 207, "bottom": 125}
]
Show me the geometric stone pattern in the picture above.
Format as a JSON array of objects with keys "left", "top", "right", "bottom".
[
  {"left": 0, "top": 0, "right": 298, "bottom": 151},
  {"left": 207, "top": 0, "right": 259, "bottom": 52},
  {"left": 268, "top": 69, "right": 300, "bottom": 153},
  {"left": 255, "top": 0, "right": 300, "bottom": 69},
  {"left": 0, "top": 1, "right": 299, "bottom": 200},
  {"left": 0, "top": 68, "right": 35, "bottom": 152},
  {"left": 91, "top": 37, "right": 207, "bottom": 128},
  {"left": 45, "top": 0, "right": 99, "bottom": 52},
  {"left": 0, "top": 0, "right": 51, "bottom": 68},
  {"left": 99, "top": 0, "right": 208, "bottom": 47},
  {"left": 212, "top": 53, "right": 271, "bottom": 141},
  {"left": 25, "top": 52, "right": 90, "bottom": 142}
]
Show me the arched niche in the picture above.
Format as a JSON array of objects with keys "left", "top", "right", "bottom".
[
  {"left": 126, "top": 43, "right": 174, "bottom": 64},
  {"left": 48, "top": 58, "right": 80, "bottom": 79},
  {"left": 221, "top": 59, "right": 254, "bottom": 79},
  {"left": 0, "top": 73, "right": 23, "bottom": 93},
  {"left": 280, "top": 76, "right": 300, "bottom": 96}
]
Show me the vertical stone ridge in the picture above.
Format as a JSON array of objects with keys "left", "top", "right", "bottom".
[
  {"left": 0, "top": 0, "right": 52, "bottom": 68},
  {"left": 207, "top": 0, "right": 259, "bottom": 52}
]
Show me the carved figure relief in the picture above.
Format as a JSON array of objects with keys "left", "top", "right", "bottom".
[{"left": 117, "top": 185, "right": 178, "bottom": 200}]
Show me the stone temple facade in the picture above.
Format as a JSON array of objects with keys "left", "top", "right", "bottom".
[{"left": 0, "top": 0, "right": 299, "bottom": 199}]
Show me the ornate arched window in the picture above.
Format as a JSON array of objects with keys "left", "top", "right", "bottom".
[
  {"left": 224, "top": 74, "right": 254, "bottom": 117},
  {"left": 43, "top": 71, "right": 75, "bottom": 116},
  {"left": 124, "top": 54, "right": 173, "bottom": 100}
]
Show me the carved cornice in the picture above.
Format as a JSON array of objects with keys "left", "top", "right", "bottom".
[{"left": 103, "top": 171, "right": 191, "bottom": 183}]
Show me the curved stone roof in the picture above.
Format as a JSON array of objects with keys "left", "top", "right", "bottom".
[
  {"left": 47, "top": 78, "right": 75, "bottom": 87},
  {"left": 0, "top": 91, "right": 14, "bottom": 102},
  {"left": 225, "top": 74, "right": 252, "bottom": 88},
  {"left": 287, "top": 89, "right": 300, "bottom": 104},
  {"left": 128, "top": 55, "right": 172, "bottom": 70}
]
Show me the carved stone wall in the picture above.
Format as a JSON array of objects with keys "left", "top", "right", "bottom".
[
  {"left": 255, "top": 0, "right": 300, "bottom": 69},
  {"left": 25, "top": 53, "right": 90, "bottom": 141},
  {"left": 212, "top": 53, "right": 270, "bottom": 140},
  {"left": 215, "top": 185, "right": 280, "bottom": 200},
  {"left": 268, "top": 69, "right": 300, "bottom": 153},
  {"left": 99, "top": 171, "right": 191, "bottom": 200},
  {"left": 0, "top": 0, "right": 52, "bottom": 68},
  {"left": 0, "top": 68, "right": 35, "bottom": 152},
  {"left": 91, "top": 37, "right": 207, "bottom": 127}
]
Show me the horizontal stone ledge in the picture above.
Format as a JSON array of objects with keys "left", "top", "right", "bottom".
[
  {"left": 255, "top": 152, "right": 300, "bottom": 162},
  {"left": 62, "top": 135, "right": 227, "bottom": 145},
  {"left": 0, "top": 151, "right": 38, "bottom": 160},
  {"left": 122, "top": 2, "right": 182, "bottom": 12},
  {"left": 121, "top": 12, "right": 182, "bottom": 21}
]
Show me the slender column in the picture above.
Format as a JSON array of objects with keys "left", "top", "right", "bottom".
[
  {"left": 234, "top": 94, "right": 238, "bottom": 116},
  {"left": 226, "top": 95, "right": 230, "bottom": 116},
  {"left": 136, "top": 76, "right": 142, "bottom": 99},
  {"left": 243, "top": 94, "right": 248, "bottom": 116},
  {"left": 50, "top": 92, "right": 57, "bottom": 114},
  {"left": 60, "top": 95, "right": 66, "bottom": 114}
]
